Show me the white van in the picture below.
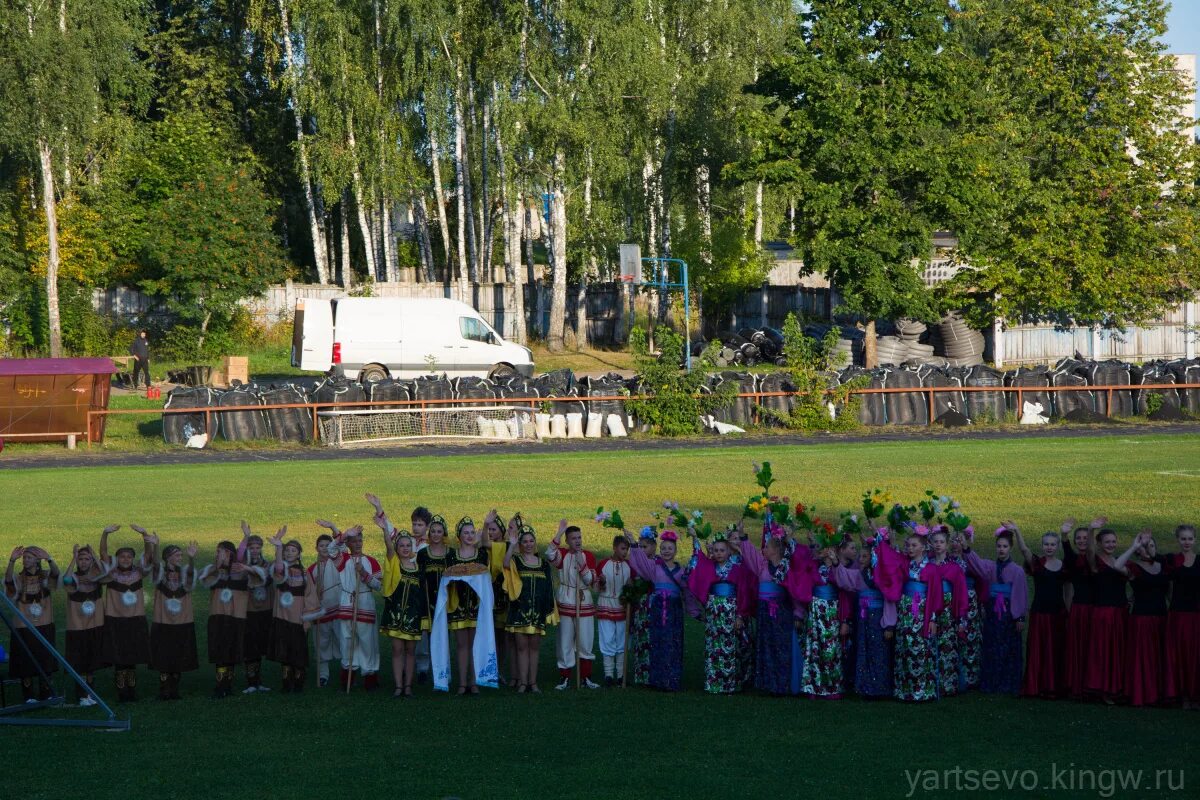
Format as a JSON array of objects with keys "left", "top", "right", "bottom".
[{"left": 290, "top": 297, "right": 534, "bottom": 381}]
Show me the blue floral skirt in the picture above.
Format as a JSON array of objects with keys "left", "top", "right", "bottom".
[{"left": 647, "top": 592, "right": 684, "bottom": 691}]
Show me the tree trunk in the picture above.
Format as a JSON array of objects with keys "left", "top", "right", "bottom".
[
  {"left": 345, "top": 114, "right": 377, "bottom": 281},
  {"left": 379, "top": 197, "right": 395, "bottom": 282},
  {"left": 427, "top": 115, "right": 453, "bottom": 282},
  {"left": 494, "top": 97, "right": 525, "bottom": 345},
  {"left": 413, "top": 193, "right": 435, "bottom": 283},
  {"left": 197, "top": 310, "right": 213, "bottom": 352},
  {"left": 452, "top": 78, "right": 469, "bottom": 298},
  {"left": 546, "top": 150, "right": 568, "bottom": 352},
  {"left": 863, "top": 319, "right": 878, "bottom": 369},
  {"left": 754, "top": 181, "right": 764, "bottom": 243},
  {"left": 480, "top": 92, "right": 494, "bottom": 281},
  {"left": 577, "top": 157, "right": 594, "bottom": 350},
  {"left": 38, "top": 140, "right": 63, "bottom": 358},
  {"left": 696, "top": 160, "right": 713, "bottom": 272},
  {"left": 277, "top": 0, "right": 329, "bottom": 284},
  {"left": 339, "top": 195, "right": 352, "bottom": 289}
]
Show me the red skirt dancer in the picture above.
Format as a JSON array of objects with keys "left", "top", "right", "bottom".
[
  {"left": 1084, "top": 606, "right": 1127, "bottom": 698},
  {"left": 1022, "top": 610, "right": 1067, "bottom": 698},
  {"left": 1083, "top": 560, "right": 1129, "bottom": 701},
  {"left": 1125, "top": 562, "right": 1170, "bottom": 707},
  {"left": 1064, "top": 603, "right": 1092, "bottom": 698},
  {"left": 1022, "top": 557, "right": 1068, "bottom": 699},
  {"left": 1165, "top": 610, "right": 1200, "bottom": 703},
  {"left": 1126, "top": 614, "right": 1166, "bottom": 707}
]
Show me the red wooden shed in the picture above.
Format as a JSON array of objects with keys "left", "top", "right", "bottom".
[{"left": 0, "top": 358, "right": 116, "bottom": 445}]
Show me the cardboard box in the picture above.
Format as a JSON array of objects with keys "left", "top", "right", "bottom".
[{"left": 224, "top": 356, "right": 249, "bottom": 385}]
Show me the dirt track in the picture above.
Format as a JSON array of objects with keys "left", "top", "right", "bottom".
[{"left": 3, "top": 422, "right": 1199, "bottom": 471}]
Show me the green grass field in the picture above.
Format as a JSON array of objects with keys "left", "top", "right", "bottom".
[{"left": 2, "top": 436, "right": 1199, "bottom": 800}]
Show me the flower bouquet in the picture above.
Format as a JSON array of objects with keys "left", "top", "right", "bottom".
[
  {"left": 861, "top": 488, "right": 891, "bottom": 522},
  {"left": 594, "top": 507, "right": 625, "bottom": 531}
]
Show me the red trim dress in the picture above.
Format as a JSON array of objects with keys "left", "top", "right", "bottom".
[
  {"left": 1061, "top": 540, "right": 1093, "bottom": 699},
  {"left": 1165, "top": 553, "right": 1200, "bottom": 703}
]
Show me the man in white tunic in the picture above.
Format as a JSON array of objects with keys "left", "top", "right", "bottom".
[
  {"left": 307, "top": 526, "right": 344, "bottom": 687},
  {"left": 545, "top": 522, "right": 600, "bottom": 689},
  {"left": 328, "top": 526, "right": 382, "bottom": 691}
]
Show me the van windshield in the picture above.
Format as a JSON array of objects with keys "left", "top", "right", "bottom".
[{"left": 459, "top": 316, "right": 493, "bottom": 344}]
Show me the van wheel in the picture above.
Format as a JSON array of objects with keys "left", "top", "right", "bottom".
[
  {"left": 488, "top": 363, "right": 517, "bottom": 381},
  {"left": 359, "top": 364, "right": 388, "bottom": 384}
]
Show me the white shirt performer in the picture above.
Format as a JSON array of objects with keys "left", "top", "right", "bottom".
[
  {"left": 307, "top": 526, "right": 344, "bottom": 687},
  {"left": 545, "top": 521, "right": 600, "bottom": 690},
  {"left": 328, "top": 525, "right": 382, "bottom": 691},
  {"left": 596, "top": 538, "right": 632, "bottom": 686}
]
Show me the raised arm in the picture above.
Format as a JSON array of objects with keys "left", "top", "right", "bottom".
[
  {"left": 186, "top": 542, "right": 199, "bottom": 589},
  {"left": 237, "top": 520, "right": 252, "bottom": 562},
  {"left": 1114, "top": 530, "right": 1149, "bottom": 572},
  {"left": 502, "top": 522, "right": 518, "bottom": 569},
  {"left": 269, "top": 527, "right": 287, "bottom": 579},
  {"left": 99, "top": 524, "right": 120, "bottom": 564},
  {"left": 1009, "top": 523, "right": 1033, "bottom": 563},
  {"left": 131, "top": 525, "right": 157, "bottom": 568}
]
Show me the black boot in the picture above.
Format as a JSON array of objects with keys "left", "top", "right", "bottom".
[
  {"left": 21, "top": 678, "right": 34, "bottom": 702},
  {"left": 170, "top": 673, "right": 182, "bottom": 700},
  {"left": 280, "top": 666, "right": 292, "bottom": 693},
  {"left": 245, "top": 659, "right": 262, "bottom": 693},
  {"left": 124, "top": 669, "right": 138, "bottom": 702},
  {"left": 292, "top": 668, "right": 305, "bottom": 694},
  {"left": 158, "top": 672, "right": 171, "bottom": 701},
  {"left": 212, "top": 666, "right": 230, "bottom": 699}
]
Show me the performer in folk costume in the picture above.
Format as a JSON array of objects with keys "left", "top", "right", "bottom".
[
  {"left": 963, "top": 524, "right": 1027, "bottom": 696},
  {"left": 99, "top": 524, "right": 155, "bottom": 701},
  {"left": 483, "top": 510, "right": 516, "bottom": 686},
  {"left": 736, "top": 521, "right": 806, "bottom": 696},
  {"left": 690, "top": 531, "right": 755, "bottom": 694},
  {"left": 1119, "top": 531, "right": 1169, "bottom": 707},
  {"left": 368, "top": 495, "right": 422, "bottom": 696},
  {"left": 831, "top": 533, "right": 896, "bottom": 699},
  {"left": 875, "top": 530, "right": 949, "bottom": 703},
  {"left": 502, "top": 518, "right": 558, "bottom": 693},
  {"left": 1084, "top": 528, "right": 1133, "bottom": 703},
  {"left": 61, "top": 543, "right": 109, "bottom": 705},
  {"left": 308, "top": 526, "right": 343, "bottom": 687},
  {"left": 926, "top": 529, "right": 968, "bottom": 697},
  {"left": 237, "top": 523, "right": 274, "bottom": 693},
  {"left": 595, "top": 535, "right": 633, "bottom": 687},
  {"left": 1061, "top": 519, "right": 1102, "bottom": 699},
  {"left": 1013, "top": 527, "right": 1068, "bottom": 699},
  {"left": 546, "top": 521, "right": 600, "bottom": 690},
  {"left": 415, "top": 512, "right": 450, "bottom": 684},
  {"left": 799, "top": 534, "right": 847, "bottom": 699},
  {"left": 200, "top": 540, "right": 261, "bottom": 698},
  {"left": 623, "top": 527, "right": 702, "bottom": 692},
  {"left": 5, "top": 545, "right": 59, "bottom": 702},
  {"left": 327, "top": 525, "right": 382, "bottom": 690},
  {"left": 268, "top": 530, "right": 320, "bottom": 693},
  {"left": 627, "top": 528, "right": 657, "bottom": 686},
  {"left": 444, "top": 517, "right": 491, "bottom": 695},
  {"left": 947, "top": 530, "right": 983, "bottom": 692},
  {"left": 149, "top": 541, "right": 200, "bottom": 701},
  {"left": 836, "top": 538, "right": 859, "bottom": 694},
  {"left": 1166, "top": 524, "right": 1200, "bottom": 709}
]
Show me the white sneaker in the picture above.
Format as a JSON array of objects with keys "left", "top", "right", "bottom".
[
  {"left": 256, "top": 685, "right": 271, "bottom": 693},
  {"left": 79, "top": 696, "right": 97, "bottom": 707},
  {"left": 318, "top": 677, "right": 328, "bottom": 688},
  {"left": 583, "top": 678, "right": 601, "bottom": 690},
  {"left": 242, "top": 686, "right": 258, "bottom": 694},
  {"left": 554, "top": 678, "right": 570, "bottom": 691}
]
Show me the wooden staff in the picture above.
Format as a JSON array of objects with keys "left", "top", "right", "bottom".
[
  {"left": 574, "top": 552, "right": 582, "bottom": 689},
  {"left": 345, "top": 553, "right": 359, "bottom": 694},
  {"left": 621, "top": 602, "right": 631, "bottom": 688}
]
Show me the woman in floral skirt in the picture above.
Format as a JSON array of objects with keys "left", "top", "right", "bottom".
[
  {"left": 876, "top": 530, "right": 946, "bottom": 702},
  {"left": 948, "top": 529, "right": 983, "bottom": 692},
  {"left": 928, "top": 528, "right": 968, "bottom": 697},
  {"left": 799, "top": 542, "right": 844, "bottom": 699},
  {"left": 832, "top": 533, "right": 896, "bottom": 699},
  {"left": 690, "top": 532, "right": 754, "bottom": 694}
]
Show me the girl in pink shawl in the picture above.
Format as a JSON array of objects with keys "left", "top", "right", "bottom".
[
  {"left": 875, "top": 528, "right": 951, "bottom": 702},
  {"left": 963, "top": 524, "right": 1028, "bottom": 696},
  {"left": 688, "top": 531, "right": 755, "bottom": 694},
  {"left": 928, "top": 528, "right": 970, "bottom": 696}
]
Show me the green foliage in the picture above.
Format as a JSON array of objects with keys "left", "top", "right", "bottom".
[
  {"left": 766, "top": 313, "right": 861, "bottom": 431},
  {"left": 140, "top": 162, "right": 289, "bottom": 353},
  {"left": 1145, "top": 392, "right": 1165, "bottom": 416},
  {"left": 626, "top": 327, "right": 735, "bottom": 436}
]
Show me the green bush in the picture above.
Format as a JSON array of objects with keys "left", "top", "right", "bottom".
[
  {"left": 767, "top": 313, "right": 862, "bottom": 431},
  {"left": 626, "top": 327, "right": 735, "bottom": 436}
]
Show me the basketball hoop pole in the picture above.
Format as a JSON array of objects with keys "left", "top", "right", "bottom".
[{"left": 640, "top": 257, "right": 691, "bottom": 372}]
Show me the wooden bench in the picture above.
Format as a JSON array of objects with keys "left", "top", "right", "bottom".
[{"left": 0, "top": 432, "right": 86, "bottom": 449}]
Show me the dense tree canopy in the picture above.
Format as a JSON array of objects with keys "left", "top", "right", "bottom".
[{"left": 0, "top": 0, "right": 1195, "bottom": 358}]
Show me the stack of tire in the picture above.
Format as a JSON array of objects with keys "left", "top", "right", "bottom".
[
  {"left": 939, "top": 313, "right": 986, "bottom": 367},
  {"left": 895, "top": 319, "right": 936, "bottom": 363},
  {"left": 162, "top": 386, "right": 220, "bottom": 444},
  {"left": 874, "top": 335, "right": 906, "bottom": 366}
]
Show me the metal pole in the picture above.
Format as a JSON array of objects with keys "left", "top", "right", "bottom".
[{"left": 683, "top": 262, "right": 691, "bottom": 372}]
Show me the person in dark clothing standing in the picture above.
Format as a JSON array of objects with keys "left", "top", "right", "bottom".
[{"left": 129, "top": 330, "right": 151, "bottom": 388}]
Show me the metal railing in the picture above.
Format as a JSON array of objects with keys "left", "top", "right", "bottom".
[{"left": 81, "top": 382, "right": 1200, "bottom": 447}]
